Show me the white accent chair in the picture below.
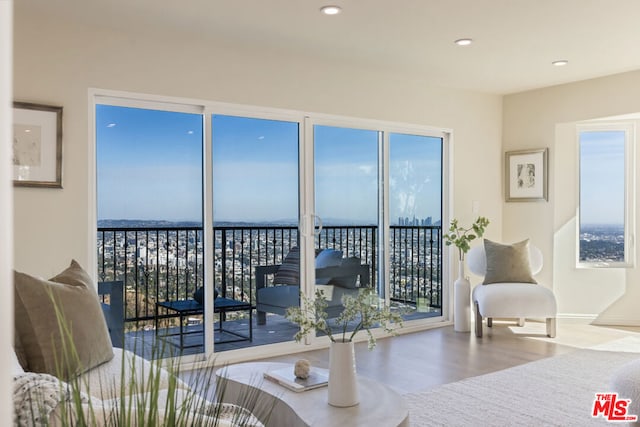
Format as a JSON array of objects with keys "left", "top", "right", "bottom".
[{"left": 468, "top": 242, "right": 557, "bottom": 338}]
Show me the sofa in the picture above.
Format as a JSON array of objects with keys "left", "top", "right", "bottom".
[
  {"left": 255, "top": 247, "right": 371, "bottom": 325},
  {"left": 12, "top": 260, "right": 262, "bottom": 426}
]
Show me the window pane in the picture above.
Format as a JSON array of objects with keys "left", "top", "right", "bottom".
[
  {"left": 389, "top": 134, "right": 442, "bottom": 227},
  {"left": 579, "top": 130, "right": 625, "bottom": 263},
  {"left": 212, "top": 114, "right": 300, "bottom": 350},
  {"left": 389, "top": 133, "right": 443, "bottom": 317},
  {"left": 313, "top": 125, "right": 379, "bottom": 338},
  {"left": 97, "top": 105, "right": 203, "bottom": 223},
  {"left": 314, "top": 125, "right": 379, "bottom": 225},
  {"left": 213, "top": 115, "right": 299, "bottom": 222},
  {"left": 96, "top": 104, "right": 204, "bottom": 359}
]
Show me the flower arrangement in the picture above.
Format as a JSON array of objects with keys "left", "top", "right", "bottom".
[
  {"left": 443, "top": 216, "right": 490, "bottom": 261},
  {"left": 285, "top": 288, "right": 403, "bottom": 350}
]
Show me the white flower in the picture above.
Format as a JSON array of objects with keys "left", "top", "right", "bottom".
[{"left": 285, "top": 288, "right": 403, "bottom": 350}]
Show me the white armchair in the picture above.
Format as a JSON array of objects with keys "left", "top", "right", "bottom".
[{"left": 467, "top": 240, "right": 557, "bottom": 338}]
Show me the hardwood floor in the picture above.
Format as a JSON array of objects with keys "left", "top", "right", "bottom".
[{"left": 254, "top": 319, "right": 640, "bottom": 394}]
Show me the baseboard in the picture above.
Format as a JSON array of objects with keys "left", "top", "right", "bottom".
[
  {"left": 556, "top": 313, "right": 598, "bottom": 322},
  {"left": 591, "top": 315, "right": 640, "bottom": 327},
  {"left": 556, "top": 312, "right": 640, "bottom": 327}
]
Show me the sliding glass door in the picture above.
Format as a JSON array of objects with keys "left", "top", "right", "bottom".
[
  {"left": 310, "top": 121, "right": 445, "bottom": 329},
  {"left": 211, "top": 114, "right": 301, "bottom": 351},
  {"left": 389, "top": 132, "right": 443, "bottom": 318},
  {"left": 96, "top": 101, "right": 205, "bottom": 359},
  {"left": 312, "top": 125, "right": 380, "bottom": 336},
  {"left": 95, "top": 92, "right": 448, "bottom": 361}
]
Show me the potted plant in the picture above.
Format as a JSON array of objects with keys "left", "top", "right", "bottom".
[
  {"left": 285, "top": 288, "right": 403, "bottom": 407},
  {"left": 443, "top": 216, "right": 489, "bottom": 332}
]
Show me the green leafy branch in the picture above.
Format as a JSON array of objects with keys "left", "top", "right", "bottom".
[
  {"left": 443, "top": 216, "right": 490, "bottom": 261},
  {"left": 285, "top": 288, "right": 403, "bottom": 350}
]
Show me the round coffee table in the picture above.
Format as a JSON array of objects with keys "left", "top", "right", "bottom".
[{"left": 216, "top": 362, "right": 409, "bottom": 427}]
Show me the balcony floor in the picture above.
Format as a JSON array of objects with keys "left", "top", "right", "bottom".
[{"left": 123, "top": 308, "right": 440, "bottom": 360}]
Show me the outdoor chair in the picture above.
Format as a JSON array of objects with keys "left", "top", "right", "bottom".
[{"left": 255, "top": 247, "right": 370, "bottom": 325}]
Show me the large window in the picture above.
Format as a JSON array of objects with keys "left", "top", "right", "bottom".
[
  {"left": 578, "top": 123, "right": 635, "bottom": 266},
  {"left": 94, "top": 92, "right": 450, "bottom": 362}
]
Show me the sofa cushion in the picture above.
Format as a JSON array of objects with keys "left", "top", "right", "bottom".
[
  {"left": 482, "top": 239, "right": 537, "bottom": 285},
  {"left": 14, "top": 361, "right": 261, "bottom": 427},
  {"left": 330, "top": 257, "right": 362, "bottom": 289},
  {"left": 472, "top": 283, "right": 556, "bottom": 318},
  {"left": 14, "top": 260, "right": 114, "bottom": 380},
  {"left": 256, "top": 284, "right": 300, "bottom": 308},
  {"left": 314, "top": 249, "right": 343, "bottom": 285},
  {"left": 80, "top": 347, "right": 188, "bottom": 400}
]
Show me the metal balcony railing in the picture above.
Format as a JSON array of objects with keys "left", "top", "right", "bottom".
[{"left": 97, "top": 224, "right": 442, "bottom": 329}]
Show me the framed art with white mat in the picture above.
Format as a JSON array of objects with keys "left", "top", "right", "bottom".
[
  {"left": 505, "top": 148, "right": 548, "bottom": 202},
  {"left": 12, "top": 102, "right": 63, "bottom": 188}
]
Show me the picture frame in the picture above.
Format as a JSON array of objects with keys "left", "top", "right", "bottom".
[
  {"left": 12, "top": 102, "right": 63, "bottom": 188},
  {"left": 505, "top": 148, "right": 548, "bottom": 202}
]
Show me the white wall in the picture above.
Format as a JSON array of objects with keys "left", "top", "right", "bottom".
[
  {"left": 1, "top": 0, "right": 14, "bottom": 421},
  {"left": 13, "top": 10, "right": 504, "bottom": 278},
  {"left": 503, "top": 70, "right": 640, "bottom": 323}
]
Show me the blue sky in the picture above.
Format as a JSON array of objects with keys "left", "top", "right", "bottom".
[
  {"left": 97, "top": 105, "right": 203, "bottom": 222},
  {"left": 580, "top": 130, "right": 625, "bottom": 226},
  {"left": 212, "top": 115, "right": 299, "bottom": 223},
  {"left": 97, "top": 106, "right": 442, "bottom": 225}
]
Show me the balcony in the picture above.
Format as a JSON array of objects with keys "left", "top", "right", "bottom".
[{"left": 97, "top": 224, "right": 442, "bottom": 358}]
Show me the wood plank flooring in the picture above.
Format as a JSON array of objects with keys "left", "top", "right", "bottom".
[{"left": 254, "top": 319, "right": 640, "bottom": 394}]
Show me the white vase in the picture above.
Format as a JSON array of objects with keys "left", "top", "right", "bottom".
[
  {"left": 327, "top": 340, "right": 359, "bottom": 407},
  {"left": 454, "top": 262, "right": 471, "bottom": 332}
]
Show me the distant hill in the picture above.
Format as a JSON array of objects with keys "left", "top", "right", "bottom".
[
  {"left": 98, "top": 218, "right": 440, "bottom": 228},
  {"left": 98, "top": 219, "right": 203, "bottom": 228}
]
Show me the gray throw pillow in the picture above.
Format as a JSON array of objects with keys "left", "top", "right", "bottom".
[
  {"left": 15, "top": 260, "right": 114, "bottom": 380},
  {"left": 482, "top": 239, "right": 537, "bottom": 285}
]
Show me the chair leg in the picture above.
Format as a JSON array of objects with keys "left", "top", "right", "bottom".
[
  {"left": 517, "top": 317, "right": 525, "bottom": 327},
  {"left": 487, "top": 317, "right": 493, "bottom": 327},
  {"left": 546, "top": 317, "right": 556, "bottom": 338},
  {"left": 257, "top": 311, "right": 266, "bottom": 325},
  {"left": 474, "top": 302, "right": 483, "bottom": 337}
]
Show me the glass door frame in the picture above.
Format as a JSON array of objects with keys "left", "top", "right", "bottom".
[
  {"left": 206, "top": 104, "right": 308, "bottom": 356},
  {"left": 91, "top": 91, "right": 208, "bottom": 365}
]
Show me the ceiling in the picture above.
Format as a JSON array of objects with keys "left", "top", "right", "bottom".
[{"left": 16, "top": 0, "right": 640, "bottom": 94}]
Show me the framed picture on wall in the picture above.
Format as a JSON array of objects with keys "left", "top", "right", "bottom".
[
  {"left": 12, "top": 102, "right": 63, "bottom": 188},
  {"left": 505, "top": 148, "right": 548, "bottom": 202}
]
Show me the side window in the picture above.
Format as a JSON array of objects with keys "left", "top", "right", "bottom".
[{"left": 578, "top": 123, "right": 635, "bottom": 267}]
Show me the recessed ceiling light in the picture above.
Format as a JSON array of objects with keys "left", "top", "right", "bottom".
[
  {"left": 320, "top": 5, "right": 342, "bottom": 15},
  {"left": 552, "top": 60, "right": 569, "bottom": 66},
  {"left": 454, "top": 38, "right": 473, "bottom": 46}
]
